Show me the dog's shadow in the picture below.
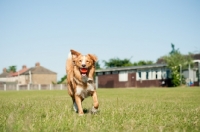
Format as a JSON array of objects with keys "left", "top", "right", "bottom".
[
  {"left": 83, "top": 108, "right": 90, "bottom": 114},
  {"left": 72, "top": 107, "right": 99, "bottom": 115}
]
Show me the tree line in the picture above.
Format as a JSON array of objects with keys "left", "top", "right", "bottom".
[
  {"left": 94, "top": 43, "right": 194, "bottom": 87},
  {"left": 6, "top": 44, "right": 195, "bottom": 87}
]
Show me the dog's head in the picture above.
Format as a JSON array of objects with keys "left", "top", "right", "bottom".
[{"left": 71, "top": 49, "right": 97, "bottom": 76}]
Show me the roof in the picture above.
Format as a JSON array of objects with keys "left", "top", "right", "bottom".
[
  {"left": 193, "top": 54, "right": 200, "bottom": 60},
  {"left": 0, "top": 72, "right": 10, "bottom": 78},
  {"left": 22, "top": 65, "right": 57, "bottom": 75},
  {"left": 0, "top": 68, "right": 10, "bottom": 78},
  {"left": 12, "top": 66, "right": 28, "bottom": 76},
  {"left": 95, "top": 64, "right": 167, "bottom": 73}
]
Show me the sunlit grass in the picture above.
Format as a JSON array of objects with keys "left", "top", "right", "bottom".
[{"left": 0, "top": 87, "right": 200, "bottom": 132}]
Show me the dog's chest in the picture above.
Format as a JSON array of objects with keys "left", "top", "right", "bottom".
[{"left": 76, "top": 83, "right": 95, "bottom": 99}]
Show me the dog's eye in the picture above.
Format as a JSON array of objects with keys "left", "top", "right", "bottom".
[
  {"left": 79, "top": 60, "right": 81, "bottom": 62},
  {"left": 86, "top": 60, "right": 89, "bottom": 63}
]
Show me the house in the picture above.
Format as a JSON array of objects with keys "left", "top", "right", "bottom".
[
  {"left": 0, "top": 68, "right": 12, "bottom": 84},
  {"left": 0, "top": 63, "right": 57, "bottom": 85},
  {"left": 95, "top": 64, "right": 171, "bottom": 88},
  {"left": 0, "top": 68, "right": 10, "bottom": 78},
  {"left": 21, "top": 62, "right": 57, "bottom": 84},
  {"left": 157, "top": 53, "right": 200, "bottom": 86},
  {"left": 0, "top": 66, "right": 28, "bottom": 84}
]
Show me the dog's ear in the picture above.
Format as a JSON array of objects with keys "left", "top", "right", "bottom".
[
  {"left": 70, "top": 49, "right": 81, "bottom": 59},
  {"left": 88, "top": 54, "right": 98, "bottom": 62}
]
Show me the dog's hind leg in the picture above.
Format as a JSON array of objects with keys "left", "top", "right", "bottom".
[{"left": 73, "top": 100, "right": 78, "bottom": 112}]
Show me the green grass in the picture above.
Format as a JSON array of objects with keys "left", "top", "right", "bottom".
[{"left": 0, "top": 87, "right": 200, "bottom": 132}]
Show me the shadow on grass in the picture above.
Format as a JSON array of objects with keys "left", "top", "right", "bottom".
[
  {"left": 71, "top": 107, "right": 99, "bottom": 115},
  {"left": 83, "top": 108, "right": 90, "bottom": 114}
]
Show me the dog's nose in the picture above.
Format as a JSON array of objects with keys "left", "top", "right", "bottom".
[{"left": 82, "top": 64, "right": 86, "bottom": 67}]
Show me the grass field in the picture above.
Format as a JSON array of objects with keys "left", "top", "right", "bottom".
[{"left": 0, "top": 87, "right": 200, "bottom": 132}]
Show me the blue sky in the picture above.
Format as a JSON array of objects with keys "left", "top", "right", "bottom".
[{"left": 0, "top": 0, "right": 200, "bottom": 80}]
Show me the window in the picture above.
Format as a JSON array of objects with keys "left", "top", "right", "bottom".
[
  {"left": 155, "top": 71, "right": 158, "bottom": 79},
  {"left": 119, "top": 71, "right": 128, "bottom": 82},
  {"left": 166, "top": 70, "right": 170, "bottom": 78},
  {"left": 138, "top": 71, "right": 141, "bottom": 78},
  {"left": 162, "top": 72, "right": 166, "bottom": 79},
  {"left": 146, "top": 71, "right": 149, "bottom": 79}
]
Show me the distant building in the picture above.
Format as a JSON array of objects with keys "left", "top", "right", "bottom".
[
  {"left": 96, "top": 53, "right": 200, "bottom": 88},
  {"left": 0, "top": 68, "right": 10, "bottom": 78},
  {"left": 156, "top": 53, "right": 200, "bottom": 86},
  {"left": 95, "top": 64, "right": 171, "bottom": 88},
  {"left": 21, "top": 62, "right": 57, "bottom": 84},
  {"left": 0, "top": 62, "right": 57, "bottom": 85},
  {"left": 0, "top": 67, "right": 27, "bottom": 84}
]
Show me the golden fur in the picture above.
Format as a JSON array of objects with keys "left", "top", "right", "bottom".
[{"left": 66, "top": 49, "right": 99, "bottom": 115}]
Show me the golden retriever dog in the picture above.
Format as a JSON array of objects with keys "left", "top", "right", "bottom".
[{"left": 66, "top": 49, "right": 99, "bottom": 115}]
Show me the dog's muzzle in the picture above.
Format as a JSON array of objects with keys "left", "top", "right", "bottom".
[{"left": 80, "top": 68, "right": 88, "bottom": 76}]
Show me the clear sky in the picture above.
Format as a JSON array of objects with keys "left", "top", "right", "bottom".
[{"left": 0, "top": 0, "right": 200, "bottom": 80}]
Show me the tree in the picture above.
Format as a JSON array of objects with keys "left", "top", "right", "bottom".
[
  {"left": 103, "top": 57, "right": 154, "bottom": 68},
  {"left": 103, "top": 57, "right": 133, "bottom": 68},
  {"left": 7, "top": 66, "right": 17, "bottom": 73},
  {"left": 57, "top": 75, "right": 67, "bottom": 84},
  {"left": 133, "top": 60, "right": 154, "bottom": 66},
  {"left": 163, "top": 44, "right": 193, "bottom": 86},
  {"left": 95, "top": 61, "right": 101, "bottom": 69}
]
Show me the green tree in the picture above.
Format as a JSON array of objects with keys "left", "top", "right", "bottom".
[
  {"left": 57, "top": 75, "right": 67, "bottom": 84},
  {"left": 103, "top": 57, "right": 154, "bottom": 68},
  {"left": 103, "top": 57, "right": 133, "bottom": 68},
  {"left": 95, "top": 61, "right": 101, "bottom": 69},
  {"left": 163, "top": 44, "right": 193, "bottom": 86},
  {"left": 133, "top": 60, "right": 154, "bottom": 66},
  {"left": 7, "top": 66, "right": 17, "bottom": 73}
]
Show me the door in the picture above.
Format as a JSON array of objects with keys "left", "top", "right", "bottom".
[{"left": 129, "top": 73, "right": 136, "bottom": 87}]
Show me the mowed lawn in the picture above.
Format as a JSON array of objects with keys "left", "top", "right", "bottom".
[{"left": 0, "top": 87, "right": 200, "bottom": 132}]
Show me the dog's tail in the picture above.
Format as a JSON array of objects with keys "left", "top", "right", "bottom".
[
  {"left": 68, "top": 52, "right": 72, "bottom": 59},
  {"left": 66, "top": 52, "right": 73, "bottom": 71},
  {"left": 66, "top": 52, "right": 75, "bottom": 97},
  {"left": 66, "top": 51, "right": 73, "bottom": 81}
]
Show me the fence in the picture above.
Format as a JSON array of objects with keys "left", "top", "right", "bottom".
[{"left": 0, "top": 84, "right": 67, "bottom": 91}]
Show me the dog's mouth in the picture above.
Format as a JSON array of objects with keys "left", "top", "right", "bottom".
[{"left": 80, "top": 68, "right": 88, "bottom": 76}]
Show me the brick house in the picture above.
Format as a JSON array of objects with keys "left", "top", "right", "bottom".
[
  {"left": 0, "top": 66, "right": 28, "bottom": 84},
  {"left": 0, "top": 63, "right": 57, "bottom": 85},
  {"left": 22, "top": 62, "right": 57, "bottom": 84},
  {"left": 96, "top": 53, "right": 200, "bottom": 88},
  {"left": 95, "top": 64, "right": 171, "bottom": 88}
]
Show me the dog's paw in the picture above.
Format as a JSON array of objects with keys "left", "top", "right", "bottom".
[
  {"left": 87, "top": 78, "right": 93, "bottom": 83},
  {"left": 81, "top": 76, "right": 88, "bottom": 83},
  {"left": 91, "top": 106, "right": 98, "bottom": 114}
]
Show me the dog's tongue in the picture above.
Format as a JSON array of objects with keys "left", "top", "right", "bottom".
[{"left": 80, "top": 68, "right": 88, "bottom": 74}]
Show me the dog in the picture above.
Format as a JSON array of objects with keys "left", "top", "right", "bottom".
[{"left": 66, "top": 49, "right": 99, "bottom": 115}]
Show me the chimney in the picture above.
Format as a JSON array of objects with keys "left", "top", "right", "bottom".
[
  {"left": 22, "top": 65, "right": 27, "bottom": 69},
  {"left": 35, "top": 62, "right": 40, "bottom": 67},
  {"left": 3, "top": 68, "right": 7, "bottom": 73}
]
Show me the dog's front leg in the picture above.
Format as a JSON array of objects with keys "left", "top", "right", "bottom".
[
  {"left": 91, "top": 91, "right": 99, "bottom": 113},
  {"left": 75, "top": 95, "right": 84, "bottom": 115}
]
